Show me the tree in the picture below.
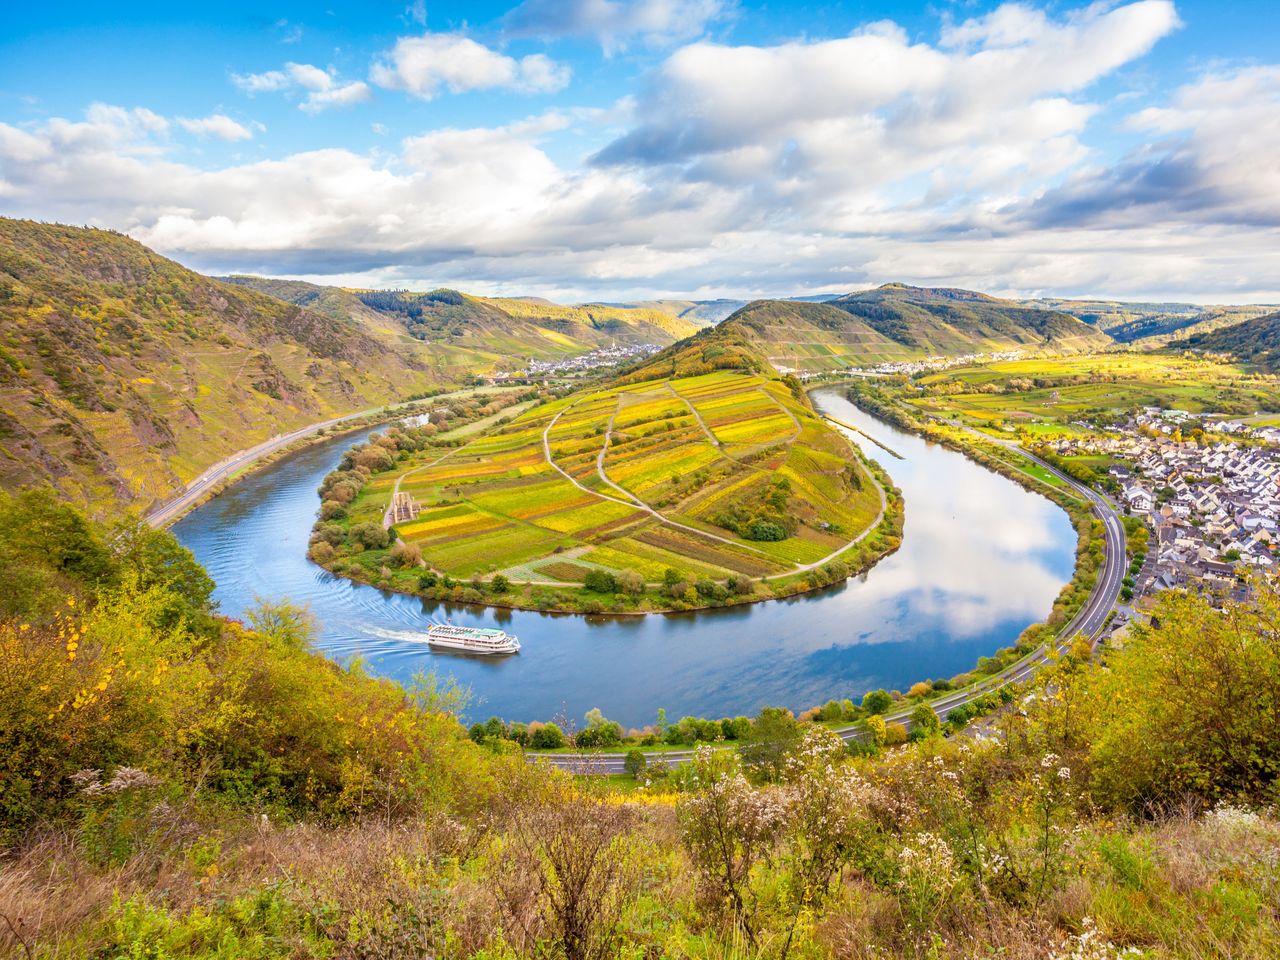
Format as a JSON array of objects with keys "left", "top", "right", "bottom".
[
  {"left": 0, "top": 489, "right": 115, "bottom": 622},
  {"left": 583, "top": 569, "right": 617, "bottom": 593},
  {"left": 108, "top": 516, "right": 218, "bottom": 635},
  {"left": 615, "top": 570, "right": 644, "bottom": 596},
  {"left": 866, "top": 714, "right": 887, "bottom": 750},
  {"left": 490, "top": 573, "right": 510, "bottom": 594},
  {"left": 740, "top": 706, "right": 802, "bottom": 782},
  {"left": 862, "top": 689, "right": 894, "bottom": 715},
  {"left": 909, "top": 703, "right": 942, "bottom": 739},
  {"left": 1083, "top": 581, "right": 1280, "bottom": 808},
  {"left": 530, "top": 722, "right": 566, "bottom": 750},
  {"left": 623, "top": 749, "right": 647, "bottom": 778},
  {"left": 349, "top": 522, "right": 390, "bottom": 551}
]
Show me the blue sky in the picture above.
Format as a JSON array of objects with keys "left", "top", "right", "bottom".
[{"left": 2, "top": 1, "right": 1278, "bottom": 302}]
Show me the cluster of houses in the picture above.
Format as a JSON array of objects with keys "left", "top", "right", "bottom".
[
  {"left": 853, "top": 350, "right": 1025, "bottom": 377},
  {"left": 516, "top": 342, "right": 663, "bottom": 379},
  {"left": 1045, "top": 408, "right": 1279, "bottom": 605}
]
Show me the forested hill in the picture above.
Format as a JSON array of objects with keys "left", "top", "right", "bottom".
[
  {"left": 1177, "top": 311, "right": 1280, "bottom": 371},
  {"left": 227, "top": 277, "right": 700, "bottom": 356},
  {"left": 617, "top": 284, "right": 1110, "bottom": 380},
  {"left": 824, "top": 284, "right": 1109, "bottom": 357},
  {"left": 0, "top": 219, "right": 439, "bottom": 515},
  {"left": 1029, "top": 297, "right": 1276, "bottom": 345}
]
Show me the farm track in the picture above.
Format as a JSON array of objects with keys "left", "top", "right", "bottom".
[{"left": 543, "top": 400, "right": 779, "bottom": 558}]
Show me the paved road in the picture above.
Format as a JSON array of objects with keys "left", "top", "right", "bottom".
[
  {"left": 145, "top": 389, "right": 507, "bottom": 530},
  {"left": 146, "top": 413, "right": 378, "bottom": 529},
  {"left": 531, "top": 431, "right": 1126, "bottom": 774}
]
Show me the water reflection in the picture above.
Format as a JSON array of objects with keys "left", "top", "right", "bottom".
[{"left": 173, "top": 389, "right": 1074, "bottom": 726}]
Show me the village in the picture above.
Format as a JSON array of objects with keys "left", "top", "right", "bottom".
[
  {"left": 1044, "top": 407, "right": 1280, "bottom": 606},
  {"left": 511, "top": 341, "right": 664, "bottom": 379}
]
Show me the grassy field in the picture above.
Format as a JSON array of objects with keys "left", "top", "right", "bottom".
[
  {"left": 353, "top": 371, "right": 883, "bottom": 595},
  {"left": 904, "top": 352, "right": 1280, "bottom": 435}
]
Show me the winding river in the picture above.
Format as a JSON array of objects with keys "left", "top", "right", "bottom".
[{"left": 173, "top": 388, "right": 1075, "bottom": 728}]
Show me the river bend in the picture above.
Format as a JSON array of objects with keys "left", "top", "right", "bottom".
[{"left": 173, "top": 388, "right": 1075, "bottom": 728}]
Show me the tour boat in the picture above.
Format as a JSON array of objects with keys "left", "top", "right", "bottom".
[{"left": 425, "top": 620, "right": 521, "bottom": 655}]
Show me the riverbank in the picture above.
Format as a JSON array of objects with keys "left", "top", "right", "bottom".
[{"left": 144, "top": 387, "right": 519, "bottom": 529}]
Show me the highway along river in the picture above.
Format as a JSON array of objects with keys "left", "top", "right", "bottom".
[{"left": 173, "top": 388, "right": 1075, "bottom": 729}]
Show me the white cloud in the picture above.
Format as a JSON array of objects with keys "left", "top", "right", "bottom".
[
  {"left": 232, "top": 69, "right": 290, "bottom": 93},
  {"left": 5, "top": 3, "right": 1279, "bottom": 303},
  {"left": 233, "top": 62, "right": 372, "bottom": 112},
  {"left": 506, "top": 0, "right": 730, "bottom": 53},
  {"left": 370, "top": 33, "right": 571, "bottom": 100},
  {"left": 177, "top": 114, "right": 256, "bottom": 142},
  {"left": 1025, "top": 64, "right": 1280, "bottom": 230}
]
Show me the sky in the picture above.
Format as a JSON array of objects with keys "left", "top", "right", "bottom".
[{"left": 1, "top": 0, "right": 1278, "bottom": 303}]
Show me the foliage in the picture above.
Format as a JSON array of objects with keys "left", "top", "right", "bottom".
[
  {"left": 1082, "top": 581, "right": 1280, "bottom": 808},
  {"left": 0, "top": 218, "right": 441, "bottom": 516}
]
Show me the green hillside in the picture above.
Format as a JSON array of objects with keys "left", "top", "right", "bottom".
[
  {"left": 228, "top": 277, "right": 699, "bottom": 367},
  {"left": 488, "top": 295, "right": 700, "bottom": 341},
  {"left": 621, "top": 285, "right": 1109, "bottom": 379},
  {"left": 1177, "top": 311, "right": 1280, "bottom": 371},
  {"left": 826, "top": 284, "right": 1109, "bottom": 357},
  {"left": 1031, "top": 297, "right": 1276, "bottom": 344},
  {"left": 0, "top": 220, "right": 440, "bottom": 515}
]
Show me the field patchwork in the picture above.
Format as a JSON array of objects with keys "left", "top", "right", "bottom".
[{"left": 369, "top": 370, "right": 884, "bottom": 584}]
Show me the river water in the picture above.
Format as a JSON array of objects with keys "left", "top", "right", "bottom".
[{"left": 173, "top": 388, "right": 1075, "bottom": 728}]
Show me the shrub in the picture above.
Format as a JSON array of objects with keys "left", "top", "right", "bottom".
[
  {"left": 862, "top": 689, "right": 893, "bottom": 715},
  {"left": 389, "top": 540, "right": 422, "bottom": 568},
  {"left": 745, "top": 519, "right": 786, "bottom": 542},
  {"left": 908, "top": 703, "right": 942, "bottom": 740},
  {"left": 623, "top": 749, "right": 647, "bottom": 778},
  {"left": 583, "top": 570, "right": 618, "bottom": 593},
  {"left": 349, "top": 522, "right": 390, "bottom": 551},
  {"left": 530, "top": 723, "right": 566, "bottom": 750},
  {"left": 616, "top": 570, "right": 644, "bottom": 595},
  {"left": 308, "top": 541, "right": 336, "bottom": 564}
]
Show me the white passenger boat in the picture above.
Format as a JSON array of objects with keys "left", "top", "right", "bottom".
[{"left": 425, "top": 620, "right": 521, "bottom": 655}]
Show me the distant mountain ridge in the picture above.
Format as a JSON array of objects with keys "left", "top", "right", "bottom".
[
  {"left": 227, "top": 277, "right": 699, "bottom": 356},
  {"left": 618, "top": 284, "right": 1109, "bottom": 381},
  {"left": 1029, "top": 297, "right": 1277, "bottom": 345},
  {"left": 1176, "top": 311, "right": 1280, "bottom": 372}
]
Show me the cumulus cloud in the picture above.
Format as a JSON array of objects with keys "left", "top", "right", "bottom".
[
  {"left": 505, "top": 0, "right": 730, "bottom": 53},
  {"left": 370, "top": 33, "right": 571, "bottom": 99},
  {"left": 176, "top": 114, "right": 256, "bottom": 141},
  {"left": 232, "top": 62, "right": 372, "bottom": 112},
  {"left": 594, "top": 0, "right": 1179, "bottom": 201},
  {"left": 1026, "top": 65, "right": 1280, "bottom": 229},
  {"left": 3, "top": 3, "right": 1279, "bottom": 302}
]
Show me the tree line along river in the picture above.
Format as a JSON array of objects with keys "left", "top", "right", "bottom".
[{"left": 172, "top": 387, "right": 1076, "bottom": 729}]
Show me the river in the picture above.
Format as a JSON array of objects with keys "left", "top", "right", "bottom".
[{"left": 172, "top": 388, "right": 1075, "bottom": 729}]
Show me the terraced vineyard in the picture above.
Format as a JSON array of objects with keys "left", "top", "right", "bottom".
[{"left": 364, "top": 371, "right": 888, "bottom": 605}]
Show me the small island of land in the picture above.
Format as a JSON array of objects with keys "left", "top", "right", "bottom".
[{"left": 309, "top": 369, "right": 902, "bottom": 613}]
